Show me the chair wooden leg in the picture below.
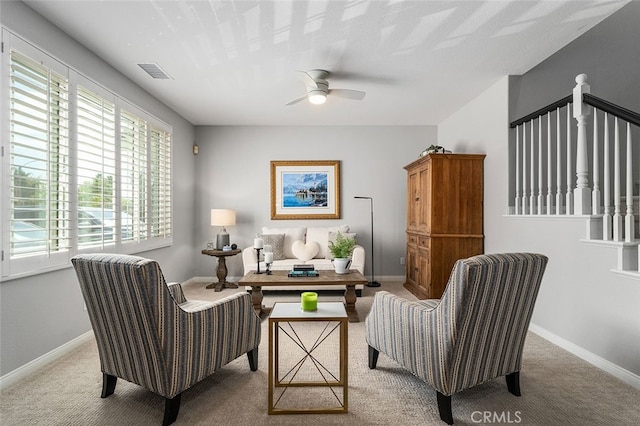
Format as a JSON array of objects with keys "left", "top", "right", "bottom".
[
  {"left": 163, "top": 394, "right": 181, "bottom": 426},
  {"left": 247, "top": 347, "right": 259, "bottom": 371},
  {"left": 436, "top": 391, "right": 453, "bottom": 425},
  {"left": 368, "top": 345, "right": 379, "bottom": 369},
  {"left": 506, "top": 372, "right": 521, "bottom": 396},
  {"left": 101, "top": 373, "right": 117, "bottom": 398}
]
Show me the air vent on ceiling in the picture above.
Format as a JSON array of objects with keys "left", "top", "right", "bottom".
[{"left": 137, "top": 63, "right": 172, "bottom": 79}]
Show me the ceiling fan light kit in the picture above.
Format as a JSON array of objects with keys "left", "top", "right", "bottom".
[
  {"left": 308, "top": 90, "right": 327, "bottom": 105},
  {"left": 287, "top": 69, "right": 365, "bottom": 106}
]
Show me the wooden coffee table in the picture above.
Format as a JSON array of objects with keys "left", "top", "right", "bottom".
[{"left": 238, "top": 270, "right": 367, "bottom": 323}]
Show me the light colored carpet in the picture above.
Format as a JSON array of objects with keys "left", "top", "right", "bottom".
[{"left": 1, "top": 281, "right": 639, "bottom": 425}]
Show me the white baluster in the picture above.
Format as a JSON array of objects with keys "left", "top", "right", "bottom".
[
  {"left": 522, "top": 122, "right": 529, "bottom": 214},
  {"left": 573, "top": 74, "right": 591, "bottom": 215},
  {"left": 592, "top": 109, "right": 601, "bottom": 215},
  {"left": 547, "top": 112, "right": 553, "bottom": 214},
  {"left": 556, "top": 107, "right": 563, "bottom": 214},
  {"left": 566, "top": 105, "right": 574, "bottom": 214},
  {"left": 530, "top": 118, "right": 536, "bottom": 213},
  {"left": 515, "top": 125, "right": 521, "bottom": 214},
  {"left": 613, "top": 118, "right": 623, "bottom": 241},
  {"left": 603, "top": 113, "right": 612, "bottom": 240},
  {"left": 625, "top": 122, "right": 634, "bottom": 242},
  {"left": 538, "top": 116, "right": 544, "bottom": 214}
]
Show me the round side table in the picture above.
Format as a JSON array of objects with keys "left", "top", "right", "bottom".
[{"left": 201, "top": 248, "right": 241, "bottom": 291}]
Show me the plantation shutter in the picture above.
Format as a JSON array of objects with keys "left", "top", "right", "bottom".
[
  {"left": 150, "top": 125, "right": 172, "bottom": 239},
  {"left": 3, "top": 32, "right": 173, "bottom": 280},
  {"left": 9, "top": 50, "right": 70, "bottom": 259},
  {"left": 120, "top": 109, "right": 148, "bottom": 242},
  {"left": 76, "top": 85, "right": 117, "bottom": 247}
]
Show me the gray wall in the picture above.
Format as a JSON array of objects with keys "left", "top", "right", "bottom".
[
  {"left": 510, "top": 1, "right": 640, "bottom": 120},
  {"left": 193, "top": 126, "right": 436, "bottom": 280},
  {"left": 438, "top": 1, "right": 640, "bottom": 378},
  {"left": 0, "top": 1, "right": 196, "bottom": 375}
]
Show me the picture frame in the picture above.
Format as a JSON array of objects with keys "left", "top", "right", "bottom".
[{"left": 270, "top": 160, "right": 341, "bottom": 220}]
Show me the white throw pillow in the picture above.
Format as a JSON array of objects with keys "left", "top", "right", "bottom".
[
  {"left": 292, "top": 240, "right": 320, "bottom": 262},
  {"left": 306, "top": 225, "right": 350, "bottom": 259},
  {"left": 261, "top": 226, "right": 306, "bottom": 259}
]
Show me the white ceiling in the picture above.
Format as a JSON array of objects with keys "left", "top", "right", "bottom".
[{"left": 23, "top": 0, "right": 627, "bottom": 126}]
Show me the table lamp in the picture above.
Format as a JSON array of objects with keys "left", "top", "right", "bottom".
[{"left": 211, "top": 209, "right": 236, "bottom": 249}]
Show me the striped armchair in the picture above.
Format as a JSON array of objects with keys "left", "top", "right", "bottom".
[
  {"left": 365, "top": 253, "right": 548, "bottom": 425},
  {"left": 71, "top": 254, "right": 261, "bottom": 425}
]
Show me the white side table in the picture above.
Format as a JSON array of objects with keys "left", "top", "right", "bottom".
[{"left": 268, "top": 302, "right": 348, "bottom": 414}]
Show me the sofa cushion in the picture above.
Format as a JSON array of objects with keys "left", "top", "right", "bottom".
[
  {"left": 326, "top": 231, "right": 357, "bottom": 259},
  {"left": 292, "top": 240, "right": 320, "bottom": 261},
  {"left": 306, "top": 225, "right": 350, "bottom": 259},
  {"left": 260, "top": 233, "right": 285, "bottom": 260},
  {"left": 262, "top": 226, "right": 306, "bottom": 259}
]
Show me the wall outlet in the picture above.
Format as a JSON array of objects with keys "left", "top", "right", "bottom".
[{"left": 400, "top": 257, "right": 405, "bottom": 265}]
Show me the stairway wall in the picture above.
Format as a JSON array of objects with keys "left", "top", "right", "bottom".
[
  {"left": 509, "top": 1, "right": 640, "bottom": 123},
  {"left": 436, "top": 1, "right": 640, "bottom": 381}
]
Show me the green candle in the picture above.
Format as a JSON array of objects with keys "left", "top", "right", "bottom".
[{"left": 301, "top": 292, "right": 318, "bottom": 311}]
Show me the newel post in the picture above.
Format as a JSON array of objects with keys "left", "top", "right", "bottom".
[{"left": 573, "top": 74, "right": 592, "bottom": 215}]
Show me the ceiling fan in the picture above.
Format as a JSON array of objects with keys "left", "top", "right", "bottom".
[{"left": 286, "top": 69, "right": 366, "bottom": 106}]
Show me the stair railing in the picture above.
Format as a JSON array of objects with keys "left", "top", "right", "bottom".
[{"left": 509, "top": 74, "right": 640, "bottom": 247}]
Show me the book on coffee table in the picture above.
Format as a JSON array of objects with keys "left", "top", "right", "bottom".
[
  {"left": 293, "top": 264, "right": 315, "bottom": 271},
  {"left": 288, "top": 270, "right": 319, "bottom": 277}
]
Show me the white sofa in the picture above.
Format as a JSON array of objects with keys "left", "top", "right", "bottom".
[{"left": 242, "top": 225, "right": 365, "bottom": 291}]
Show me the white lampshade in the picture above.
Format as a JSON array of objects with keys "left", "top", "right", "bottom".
[
  {"left": 211, "top": 209, "right": 236, "bottom": 249},
  {"left": 211, "top": 209, "right": 236, "bottom": 227}
]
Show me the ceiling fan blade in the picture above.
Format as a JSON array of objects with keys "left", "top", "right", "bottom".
[
  {"left": 286, "top": 94, "right": 308, "bottom": 106},
  {"left": 295, "top": 71, "right": 318, "bottom": 89},
  {"left": 329, "top": 89, "right": 366, "bottom": 100}
]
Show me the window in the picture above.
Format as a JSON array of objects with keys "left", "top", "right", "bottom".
[
  {"left": 8, "top": 49, "right": 71, "bottom": 266},
  {"left": 2, "top": 32, "right": 172, "bottom": 280},
  {"left": 150, "top": 125, "right": 172, "bottom": 240},
  {"left": 120, "top": 108, "right": 149, "bottom": 243},
  {"left": 77, "top": 85, "right": 116, "bottom": 248}
]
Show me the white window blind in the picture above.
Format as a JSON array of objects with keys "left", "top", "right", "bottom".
[
  {"left": 3, "top": 32, "right": 173, "bottom": 280},
  {"left": 9, "top": 50, "right": 71, "bottom": 259},
  {"left": 76, "top": 85, "right": 116, "bottom": 248},
  {"left": 150, "top": 125, "right": 172, "bottom": 239},
  {"left": 120, "top": 109, "right": 149, "bottom": 242}
]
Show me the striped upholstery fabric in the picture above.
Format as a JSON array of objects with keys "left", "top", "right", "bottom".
[
  {"left": 365, "top": 253, "right": 548, "bottom": 396},
  {"left": 71, "top": 253, "right": 261, "bottom": 399}
]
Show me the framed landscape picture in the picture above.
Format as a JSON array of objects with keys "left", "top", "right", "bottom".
[{"left": 270, "top": 160, "right": 341, "bottom": 220}]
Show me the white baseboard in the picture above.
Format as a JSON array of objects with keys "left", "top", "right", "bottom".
[
  {"left": 0, "top": 330, "right": 94, "bottom": 391},
  {"left": 375, "top": 275, "right": 405, "bottom": 282},
  {"left": 529, "top": 323, "right": 640, "bottom": 390},
  {"left": 181, "top": 276, "right": 210, "bottom": 284}
]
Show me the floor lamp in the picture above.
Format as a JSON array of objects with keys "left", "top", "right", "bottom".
[{"left": 354, "top": 196, "right": 380, "bottom": 287}]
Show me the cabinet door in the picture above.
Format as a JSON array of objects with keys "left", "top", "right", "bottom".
[
  {"left": 406, "top": 244, "right": 418, "bottom": 289},
  {"left": 416, "top": 247, "right": 431, "bottom": 297},
  {"left": 407, "top": 169, "right": 420, "bottom": 231},
  {"left": 417, "top": 163, "right": 430, "bottom": 233}
]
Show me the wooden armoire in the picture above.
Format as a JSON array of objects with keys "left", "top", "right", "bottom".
[{"left": 403, "top": 153, "right": 485, "bottom": 299}]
